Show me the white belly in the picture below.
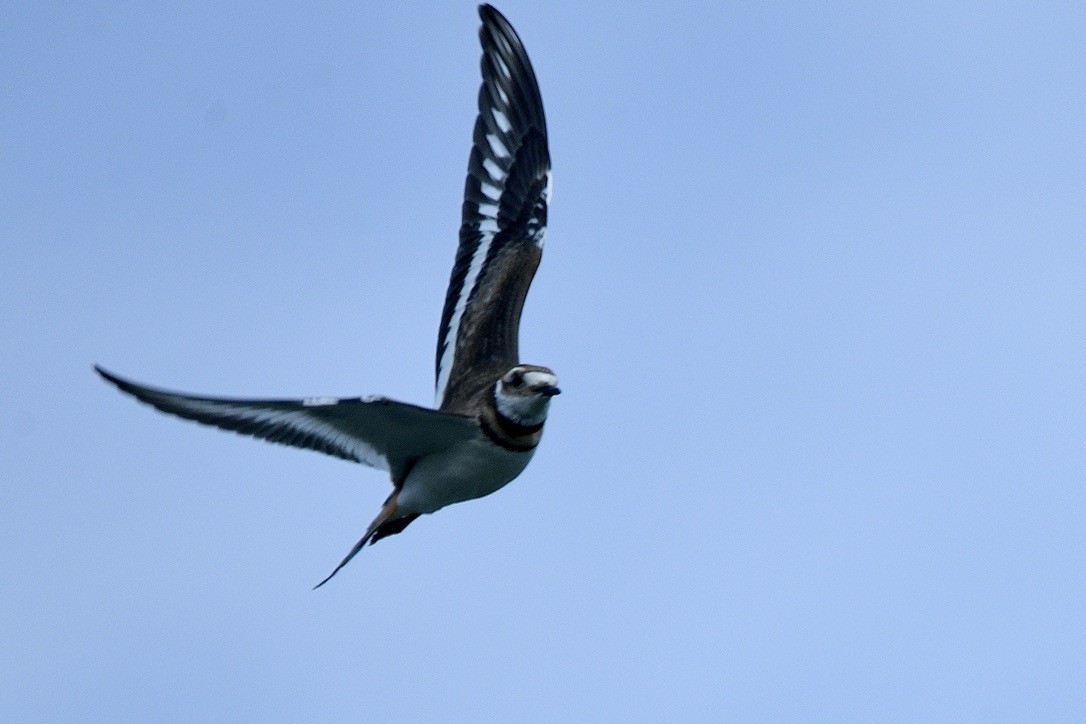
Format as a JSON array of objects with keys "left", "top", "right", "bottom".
[{"left": 397, "top": 437, "right": 536, "bottom": 515}]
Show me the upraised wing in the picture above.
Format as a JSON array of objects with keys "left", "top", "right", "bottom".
[
  {"left": 435, "top": 4, "right": 551, "bottom": 410},
  {"left": 96, "top": 366, "right": 478, "bottom": 482}
]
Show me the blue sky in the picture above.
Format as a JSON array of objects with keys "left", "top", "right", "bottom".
[{"left": 3, "top": 1, "right": 1084, "bottom": 720}]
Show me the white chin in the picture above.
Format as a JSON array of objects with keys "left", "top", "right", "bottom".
[{"left": 496, "top": 393, "right": 550, "bottom": 426}]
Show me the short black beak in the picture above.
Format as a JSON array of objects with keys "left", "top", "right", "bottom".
[{"left": 538, "top": 384, "right": 561, "bottom": 397}]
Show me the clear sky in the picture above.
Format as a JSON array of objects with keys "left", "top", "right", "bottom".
[{"left": 3, "top": 1, "right": 1084, "bottom": 720}]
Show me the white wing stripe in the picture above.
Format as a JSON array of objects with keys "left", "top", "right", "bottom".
[
  {"left": 482, "top": 158, "right": 505, "bottom": 182},
  {"left": 486, "top": 133, "right": 511, "bottom": 159},
  {"left": 164, "top": 397, "right": 390, "bottom": 470},
  {"left": 492, "top": 108, "right": 512, "bottom": 133},
  {"left": 436, "top": 226, "right": 498, "bottom": 404}
]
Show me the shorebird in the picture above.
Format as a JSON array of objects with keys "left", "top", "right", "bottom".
[{"left": 97, "top": 4, "right": 556, "bottom": 587}]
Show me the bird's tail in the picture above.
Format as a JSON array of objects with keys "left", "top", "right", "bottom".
[{"left": 313, "top": 494, "right": 403, "bottom": 589}]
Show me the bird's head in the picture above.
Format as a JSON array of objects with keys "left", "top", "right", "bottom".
[{"left": 494, "top": 365, "right": 560, "bottom": 426}]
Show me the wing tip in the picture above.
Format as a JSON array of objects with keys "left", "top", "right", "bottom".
[
  {"left": 478, "top": 4, "right": 503, "bottom": 24},
  {"left": 95, "top": 364, "right": 137, "bottom": 394}
]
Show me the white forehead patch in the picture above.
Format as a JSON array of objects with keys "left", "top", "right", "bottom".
[{"left": 522, "top": 370, "right": 557, "bottom": 388}]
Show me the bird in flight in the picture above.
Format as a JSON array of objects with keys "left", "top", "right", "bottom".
[{"left": 97, "top": 4, "right": 557, "bottom": 588}]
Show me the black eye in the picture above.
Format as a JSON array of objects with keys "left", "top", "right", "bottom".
[{"left": 508, "top": 371, "right": 524, "bottom": 387}]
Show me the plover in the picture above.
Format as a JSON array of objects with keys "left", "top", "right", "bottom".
[{"left": 97, "top": 4, "right": 557, "bottom": 587}]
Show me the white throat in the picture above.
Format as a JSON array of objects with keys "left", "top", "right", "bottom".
[{"left": 494, "top": 385, "right": 551, "bottom": 427}]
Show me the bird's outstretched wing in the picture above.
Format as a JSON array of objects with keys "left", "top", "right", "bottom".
[
  {"left": 96, "top": 366, "right": 477, "bottom": 482},
  {"left": 435, "top": 4, "right": 551, "bottom": 410}
]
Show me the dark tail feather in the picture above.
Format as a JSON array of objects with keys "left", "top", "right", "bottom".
[
  {"left": 313, "top": 530, "right": 375, "bottom": 589},
  {"left": 312, "top": 497, "right": 416, "bottom": 589},
  {"left": 370, "top": 513, "right": 419, "bottom": 544}
]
